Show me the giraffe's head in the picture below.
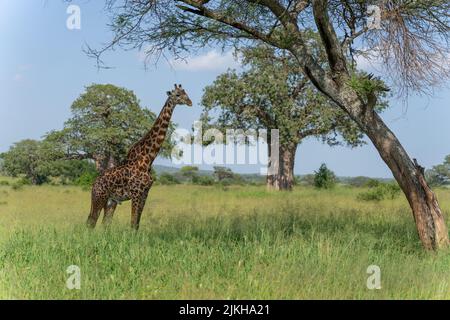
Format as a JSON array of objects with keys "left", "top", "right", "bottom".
[{"left": 167, "top": 84, "right": 193, "bottom": 107}]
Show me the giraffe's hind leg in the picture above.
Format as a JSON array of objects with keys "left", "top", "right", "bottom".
[
  {"left": 86, "top": 190, "right": 107, "bottom": 229},
  {"left": 102, "top": 200, "right": 118, "bottom": 226}
]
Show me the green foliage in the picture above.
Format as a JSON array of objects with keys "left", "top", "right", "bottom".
[
  {"left": 0, "top": 139, "right": 98, "bottom": 186},
  {"left": 365, "top": 178, "right": 382, "bottom": 188},
  {"left": 347, "top": 73, "right": 390, "bottom": 105},
  {"left": 75, "top": 172, "right": 98, "bottom": 189},
  {"left": 426, "top": 155, "right": 450, "bottom": 186},
  {"left": 213, "top": 166, "right": 235, "bottom": 181},
  {"left": 201, "top": 46, "right": 366, "bottom": 149},
  {"left": 11, "top": 178, "right": 31, "bottom": 191},
  {"left": 0, "top": 140, "right": 52, "bottom": 185},
  {"left": 53, "top": 160, "right": 97, "bottom": 185},
  {"left": 180, "top": 166, "right": 199, "bottom": 182},
  {"left": 192, "top": 175, "right": 214, "bottom": 186},
  {"left": 180, "top": 166, "right": 199, "bottom": 175},
  {"left": 314, "top": 164, "right": 337, "bottom": 189},
  {"left": 357, "top": 183, "right": 401, "bottom": 201},
  {"left": 157, "top": 173, "right": 180, "bottom": 185}
]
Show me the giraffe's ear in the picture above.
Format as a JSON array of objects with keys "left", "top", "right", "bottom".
[{"left": 166, "top": 91, "right": 171, "bottom": 96}]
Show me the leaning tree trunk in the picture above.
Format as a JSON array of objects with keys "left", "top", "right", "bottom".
[
  {"left": 360, "top": 110, "right": 448, "bottom": 250},
  {"left": 267, "top": 144, "right": 296, "bottom": 191},
  {"left": 333, "top": 81, "right": 449, "bottom": 250},
  {"left": 289, "top": 9, "right": 449, "bottom": 249}
]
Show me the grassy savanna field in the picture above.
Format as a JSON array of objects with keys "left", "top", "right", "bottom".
[{"left": 1, "top": 178, "right": 450, "bottom": 299}]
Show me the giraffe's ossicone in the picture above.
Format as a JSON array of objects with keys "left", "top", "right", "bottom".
[{"left": 86, "top": 84, "right": 192, "bottom": 230}]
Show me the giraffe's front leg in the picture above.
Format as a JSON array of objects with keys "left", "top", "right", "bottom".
[
  {"left": 131, "top": 189, "right": 149, "bottom": 231},
  {"left": 131, "top": 194, "right": 147, "bottom": 231}
]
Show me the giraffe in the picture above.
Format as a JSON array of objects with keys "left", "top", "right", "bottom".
[{"left": 86, "top": 84, "right": 192, "bottom": 230}]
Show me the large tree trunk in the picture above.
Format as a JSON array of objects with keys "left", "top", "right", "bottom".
[
  {"left": 334, "top": 84, "right": 449, "bottom": 249},
  {"left": 360, "top": 110, "right": 448, "bottom": 250},
  {"left": 267, "top": 144, "right": 296, "bottom": 191}
]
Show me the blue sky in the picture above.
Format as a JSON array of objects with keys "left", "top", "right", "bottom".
[{"left": 1, "top": 0, "right": 449, "bottom": 178}]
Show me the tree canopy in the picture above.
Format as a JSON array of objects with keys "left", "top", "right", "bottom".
[
  {"left": 92, "top": 0, "right": 449, "bottom": 97},
  {"left": 201, "top": 45, "right": 388, "bottom": 148}
]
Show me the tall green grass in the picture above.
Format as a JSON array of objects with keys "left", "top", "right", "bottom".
[{"left": 0, "top": 183, "right": 450, "bottom": 299}]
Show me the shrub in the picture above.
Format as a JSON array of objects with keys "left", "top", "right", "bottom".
[
  {"left": 157, "top": 173, "right": 180, "bottom": 185},
  {"left": 192, "top": 175, "right": 214, "bottom": 186},
  {"left": 357, "top": 183, "right": 401, "bottom": 201},
  {"left": 18, "top": 177, "right": 31, "bottom": 185},
  {"left": 213, "top": 166, "right": 235, "bottom": 181},
  {"left": 75, "top": 172, "right": 98, "bottom": 188},
  {"left": 314, "top": 164, "right": 336, "bottom": 189},
  {"left": 0, "top": 180, "right": 10, "bottom": 186},
  {"left": 11, "top": 182, "right": 24, "bottom": 191},
  {"left": 365, "top": 178, "right": 381, "bottom": 188}
]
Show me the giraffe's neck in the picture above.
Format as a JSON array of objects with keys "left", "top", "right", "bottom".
[{"left": 126, "top": 98, "right": 175, "bottom": 169}]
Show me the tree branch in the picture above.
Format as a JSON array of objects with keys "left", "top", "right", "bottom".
[
  {"left": 247, "top": 0, "right": 298, "bottom": 28},
  {"left": 290, "top": 0, "right": 310, "bottom": 18},
  {"left": 311, "top": 0, "right": 347, "bottom": 75},
  {"left": 238, "top": 103, "right": 275, "bottom": 127},
  {"left": 177, "top": 1, "right": 277, "bottom": 46}
]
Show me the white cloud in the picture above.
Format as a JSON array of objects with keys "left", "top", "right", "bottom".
[{"left": 168, "top": 50, "right": 241, "bottom": 72}]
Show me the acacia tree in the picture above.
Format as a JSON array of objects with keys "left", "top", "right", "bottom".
[
  {"left": 201, "top": 46, "right": 387, "bottom": 190},
  {"left": 48, "top": 84, "right": 175, "bottom": 173},
  {"left": 90, "top": 1, "right": 450, "bottom": 250}
]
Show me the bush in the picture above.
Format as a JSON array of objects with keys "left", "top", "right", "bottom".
[
  {"left": 365, "top": 178, "right": 381, "bottom": 188},
  {"left": 357, "top": 183, "right": 401, "bottom": 201},
  {"left": 314, "top": 164, "right": 336, "bottom": 189},
  {"left": 11, "top": 178, "right": 30, "bottom": 190},
  {"left": 18, "top": 177, "right": 31, "bottom": 185},
  {"left": 0, "top": 180, "right": 10, "bottom": 186},
  {"left": 192, "top": 175, "right": 214, "bottom": 186},
  {"left": 157, "top": 173, "right": 180, "bottom": 185},
  {"left": 11, "top": 183, "right": 23, "bottom": 191},
  {"left": 75, "top": 172, "right": 98, "bottom": 188},
  {"left": 213, "top": 166, "right": 235, "bottom": 181}
]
